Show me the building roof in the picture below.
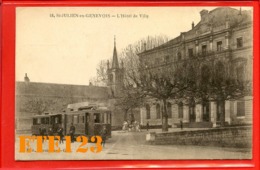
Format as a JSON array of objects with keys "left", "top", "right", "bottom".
[
  {"left": 16, "top": 81, "right": 109, "bottom": 99},
  {"left": 139, "top": 7, "right": 252, "bottom": 55}
]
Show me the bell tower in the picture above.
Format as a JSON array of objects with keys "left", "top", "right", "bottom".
[{"left": 107, "top": 36, "right": 124, "bottom": 97}]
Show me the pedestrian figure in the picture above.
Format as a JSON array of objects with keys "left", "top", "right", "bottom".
[
  {"left": 180, "top": 120, "right": 183, "bottom": 130},
  {"left": 57, "top": 125, "right": 64, "bottom": 144},
  {"left": 146, "top": 121, "right": 149, "bottom": 131},
  {"left": 122, "top": 121, "right": 127, "bottom": 132},
  {"left": 48, "top": 127, "right": 53, "bottom": 136},
  {"left": 136, "top": 121, "right": 141, "bottom": 132},
  {"left": 69, "top": 123, "right": 76, "bottom": 143},
  {"left": 128, "top": 124, "right": 132, "bottom": 132},
  {"left": 39, "top": 125, "right": 46, "bottom": 143},
  {"left": 100, "top": 126, "right": 107, "bottom": 148}
]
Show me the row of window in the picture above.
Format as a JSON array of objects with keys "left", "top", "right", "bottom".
[
  {"left": 66, "top": 113, "right": 111, "bottom": 124},
  {"left": 145, "top": 101, "right": 246, "bottom": 120},
  {"left": 158, "top": 37, "right": 244, "bottom": 63},
  {"left": 33, "top": 116, "right": 62, "bottom": 125},
  {"left": 33, "top": 113, "right": 112, "bottom": 125},
  {"left": 68, "top": 115, "right": 85, "bottom": 124},
  {"left": 146, "top": 103, "right": 172, "bottom": 119}
]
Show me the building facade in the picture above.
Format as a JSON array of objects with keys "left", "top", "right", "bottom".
[{"left": 138, "top": 7, "right": 253, "bottom": 128}]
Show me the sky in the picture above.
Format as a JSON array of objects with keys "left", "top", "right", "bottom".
[{"left": 16, "top": 6, "right": 252, "bottom": 85}]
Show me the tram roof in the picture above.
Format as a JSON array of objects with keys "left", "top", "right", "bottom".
[
  {"left": 32, "top": 113, "right": 62, "bottom": 118},
  {"left": 67, "top": 106, "right": 111, "bottom": 113}
]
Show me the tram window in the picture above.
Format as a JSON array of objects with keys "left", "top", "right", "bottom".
[
  {"left": 41, "top": 118, "right": 45, "bottom": 124},
  {"left": 50, "top": 117, "right": 55, "bottom": 124},
  {"left": 46, "top": 118, "right": 49, "bottom": 124},
  {"left": 104, "top": 113, "right": 107, "bottom": 123},
  {"left": 78, "top": 115, "right": 84, "bottom": 123},
  {"left": 67, "top": 115, "right": 73, "bottom": 123},
  {"left": 101, "top": 113, "right": 105, "bottom": 123},
  {"left": 82, "top": 116, "right": 85, "bottom": 123},
  {"left": 33, "top": 118, "right": 37, "bottom": 125},
  {"left": 55, "top": 117, "right": 59, "bottom": 124},
  {"left": 86, "top": 115, "right": 89, "bottom": 122},
  {"left": 94, "top": 113, "right": 100, "bottom": 123},
  {"left": 73, "top": 115, "right": 79, "bottom": 124},
  {"left": 37, "top": 118, "right": 41, "bottom": 124}
]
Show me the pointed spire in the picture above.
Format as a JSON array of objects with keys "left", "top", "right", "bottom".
[{"left": 112, "top": 36, "right": 119, "bottom": 69}]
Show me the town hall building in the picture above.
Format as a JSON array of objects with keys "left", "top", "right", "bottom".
[{"left": 138, "top": 7, "right": 253, "bottom": 128}]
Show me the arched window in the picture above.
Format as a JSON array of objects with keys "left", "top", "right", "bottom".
[
  {"left": 146, "top": 104, "right": 150, "bottom": 119},
  {"left": 217, "top": 100, "right": 224, "bottom": 122},
  {"left": 156, "top": 104, "right": 161, "bottom": 119},
  {"left": 178, "top": 102, "right": 183, "bottom": 119},
  {"left": 236, "top": 65, "right": 245, "bottom": 83},
  {"left": 202, "top": 100, "right": 210, "bottom": 122},
  {"left": 167, "top": 102, "right": 172, "bottom": 118}
]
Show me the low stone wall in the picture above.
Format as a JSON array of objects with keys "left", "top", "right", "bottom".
[
  {"left": 140, "top": 125, "right": 172, "bottom": 130},
  {"left": 146, "top": 126, "right": 252, "bottom": 148}
]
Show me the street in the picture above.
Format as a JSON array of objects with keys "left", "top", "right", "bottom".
[{"left": 15, "top": 130, "right": 251, "bottom": 160}]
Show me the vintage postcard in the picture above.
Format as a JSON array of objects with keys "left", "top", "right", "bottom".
[{"left": 15, "top": 6, "right": 253, "bottom": 160}]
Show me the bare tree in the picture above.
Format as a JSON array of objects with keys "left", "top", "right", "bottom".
[
  {"left": 126, "top": 60, "right": 191, "bottom": 131},
  {"left": 194, "top": 61, "right": 252, "bottom": 126},
  {"left": 117, "top": 35, "right": 174, "bottom": 128},
  {"left": 120, "top": 35, "right": 169, "bottom": 86},
  {"left": 121, "top": 38, "right": 190, "bottom": 132},
  {"left": 115, "top": 86, "right": 144, "bottom": 121},
  {"left": 23, "top": 97, "right": 56, "bottom": 115},
  {"left": 90, "top": 60, "right": 110, "bottom": 86}
]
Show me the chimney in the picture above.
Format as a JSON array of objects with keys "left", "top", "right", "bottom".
[
  {"left": 192, "top": 21, "right": 194, "bottom": 29},
  {"left": 24, "top": 73, "right": 30, "bottom": 83},
  {"left": 200, "top": 9, "right": 209, "bottom": 21},
  {"left": 238, "top": 7, "right": 242, "bottom": 16}
]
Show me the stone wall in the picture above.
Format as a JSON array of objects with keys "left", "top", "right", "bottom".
[{"left": 147, "top": 126, "right": 252, "bottom": 148}]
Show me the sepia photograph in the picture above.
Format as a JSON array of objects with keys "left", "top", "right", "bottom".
[{"left": 15, "top": 6, "right": 253, "bottom": 160}]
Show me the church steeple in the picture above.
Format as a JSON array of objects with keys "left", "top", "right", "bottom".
[
  {"left": 107, "top": 36, "right": 124, "bottom": 98},
  {"left": 112, "top": 36, "right": 119, "bottom": 69}
]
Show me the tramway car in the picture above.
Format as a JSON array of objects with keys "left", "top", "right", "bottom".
[{"left": 31, "top": 106, "right": 112, "bottom": 138}]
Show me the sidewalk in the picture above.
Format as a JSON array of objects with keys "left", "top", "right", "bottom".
[{"left": 113, "top": 127, "right": 211, "bottom": 135}]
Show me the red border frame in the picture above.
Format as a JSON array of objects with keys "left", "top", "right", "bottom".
[{"left": 1, "top": 1, "right": 259, "bottom": 169}]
